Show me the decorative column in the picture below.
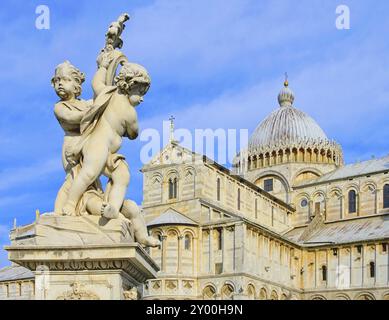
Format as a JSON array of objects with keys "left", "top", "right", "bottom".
[
  {"left": 375, "top": 188, "right": 380, "bottom": 214},
  {"left": 222, "top": 227, "right": 227, "bottom": 273},
  {"left": 241, "top": 224, "right": 247, "bottom": 273},
  {"left": 209, "top": 228, "right": 213, "bottom": 274},
  {"left": 340, "top": 195, "right": 344, "bottom": 219},
  {"left": 193, "top": 233, "right": 198, "bottom": 276},
  {"left": 258, "top": 234, "right": 263, "bottom": 277},
  {"left": 177, "top": 235, "right": 183, "bottom": 274},
  {"left": 161, "top": 235, "right": 167, "bottom": 273},
  {"left": 233, "top": 226, "right": 237, "bottom": 272},
  {"left": 324, "top": 197, "right": 328, "bottom": 221},
  {"left": 314, "top": 250, "right": 317, "bottom": 288},
  {"left": 308, "top": 200, "right": 313, "bottom": 221}
]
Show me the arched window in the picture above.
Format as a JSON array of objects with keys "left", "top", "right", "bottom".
[
  {"left": 173, "top": 178, "right": 177, "bottom": 198},
  {"left": 348, "top": 190, "right": 357, "bottom": 213},
  {"left": 369, "top": 261, "right": 375, "bottom": 278},
  {"left": 322, "top": 265, "right": 327, "bottom": 282},
  {"left": 314, "top": 202, "right": 321, "bottom": 216},
  {"left": 168, "top": 178, "right": 174, "bottom": 199},
  {"left": 237, "top": 188, "right": 241, "bottom": 210},
  {"left": 217, "top": 178, "right": 221, "bottom": 201},
  {"left": 184, "top": 234, "right": 191, "bottom": 251},
  {"left": 168, "top": 178, "right": 178, "bottom": 199},
  {"left": 384, "top": 184, "right": 389, "bottom": 209}
]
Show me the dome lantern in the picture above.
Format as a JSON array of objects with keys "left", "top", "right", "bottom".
[{"left": 278, "top": 75, "right": 295, "bottom": 107}]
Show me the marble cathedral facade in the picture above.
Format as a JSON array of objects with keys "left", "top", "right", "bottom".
[
  {"left": 1, "top": 81, "right": 389, "bottom": 300},
  {"left": 141, "top": 80, "right": 389, "bottom": 300}
]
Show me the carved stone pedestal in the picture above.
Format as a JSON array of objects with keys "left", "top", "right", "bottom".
[{"left": 5, "top": 214, "right": 159, "bottom": 300}]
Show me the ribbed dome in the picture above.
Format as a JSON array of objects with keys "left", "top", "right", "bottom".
[
  {"left": 233, "top": 80, "right": 343, "bottom": 175},
  {"left": 249, "top": 105, "right": 328, "bottom": 149},
  {"left": 249, "top": 83, "right": 328, "bottom": 150}
]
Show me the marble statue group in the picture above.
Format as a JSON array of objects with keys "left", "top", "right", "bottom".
[{"left": 51, "top": 13, "right": 159, "bottom": 247}]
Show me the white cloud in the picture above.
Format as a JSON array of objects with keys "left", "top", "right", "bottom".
[
  {"left": 126, "top": 0, "right": 336, "bottom": 83},
  {"left": 138, "top": 30, "right": 389, "bottom": 166}
]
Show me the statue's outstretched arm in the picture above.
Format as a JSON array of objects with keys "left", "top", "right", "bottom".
[
  {"left": 93, "top": 50, "right": 115, "bottom": 97},
  {"left": 92, "top": 66, "right": 108, "bottom": 98}
]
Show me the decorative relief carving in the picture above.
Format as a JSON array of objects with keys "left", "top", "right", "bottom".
[
  {"left": 123, "top": 287, "right": 138, "bottom": 300},
  {"left": 166, "top": 280, "right": 178, "bottom": 290},
  {"left": 182, "top": 280, "right": 193, "bottom": 289},
  {"left": 56, "top": 282, "right": 100, "bottom": 300},
  {"left": 19, "top": 260, "right": 148, "bottom": 283},
  {"left": 152, "top": 280, "right": 161, "bottom": 290}
]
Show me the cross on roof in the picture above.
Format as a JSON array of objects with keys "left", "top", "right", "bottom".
[{"left": 169, "top": 115, "right": 175, "bottom": 142}]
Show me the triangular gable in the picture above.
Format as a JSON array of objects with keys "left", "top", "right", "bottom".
[
  {"left": 142, "top": 141, "right": 202, "bottom": 169},
  {"left": 147, "top": 207, "right": 198, "bottom": 227}
]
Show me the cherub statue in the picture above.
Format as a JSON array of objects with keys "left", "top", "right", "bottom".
[
  {"left": 61, "top": 52, "right": 150, "bottom": 220},
  {"left": 52, "top": 59, "right": 159, "bottom": 247},
  {"left": 51, "top": 61, "right": 99, "bottom": 213}
]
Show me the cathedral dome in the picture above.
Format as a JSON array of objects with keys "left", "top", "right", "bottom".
[
  {"left": 249, "top": 84, "right": 328, "bottom": 149},
  {"left": 234, "top": 79, "right": 343, "bottom": 173}
]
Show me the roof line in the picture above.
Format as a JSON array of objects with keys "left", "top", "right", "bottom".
[
  {"left": 294, "top": 156, "right": 389, "bottom": 189},
  {"left": 141, "top": 141, "right": 294, "bottom": 211},
  {"left": 296, "top": 168, "right": 389, "bottom": 189},
  {"left": 164, "top": 207, "right": 199, "bottom": 225},
  {"left": 202, "top": 155, "right": 295, "bottom": 211},
  {"left": 147, "top": 207, "right": 199, "bottom": 227}
]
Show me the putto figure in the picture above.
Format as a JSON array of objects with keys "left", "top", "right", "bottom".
[
  {"left": 51, "top": 61, "right": 97, "bottom": 214},
  {"left": 51, "top": 14, "right": 159, "bottom": 247},
  {"left": 62, "top": 53, "right": 151, "bottom": 219}
]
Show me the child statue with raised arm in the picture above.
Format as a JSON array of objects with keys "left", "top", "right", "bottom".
[{"left": 52, "top": 59, "right": 159, "bottom": 247}]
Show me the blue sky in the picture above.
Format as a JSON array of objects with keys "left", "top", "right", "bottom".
[{"left": 1, "top": 0, "right": 389, "bottom": 267}]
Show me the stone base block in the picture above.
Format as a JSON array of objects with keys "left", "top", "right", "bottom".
[{"left": 5, "top": 214, "right": 159, "bottom": 300}]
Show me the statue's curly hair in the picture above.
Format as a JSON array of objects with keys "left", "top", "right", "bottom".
[
  {"left": 114, "top": 62, "right": 151, "bottom": 96},
  {"left": 51, "top": 61, "right": 85, "bottom": 98}
]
